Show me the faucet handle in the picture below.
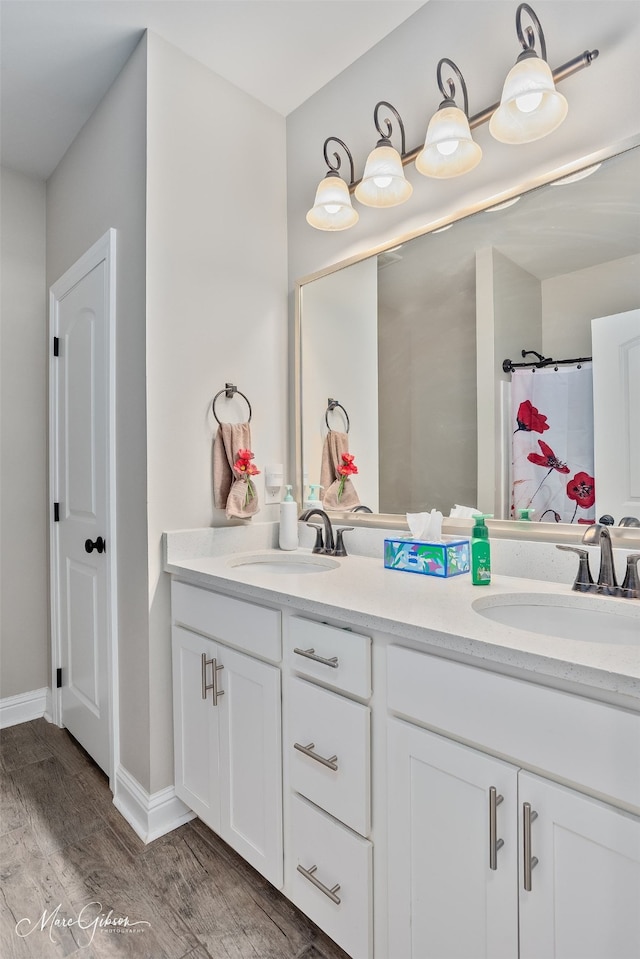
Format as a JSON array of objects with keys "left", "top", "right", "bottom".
[
  {"left": 621, "top": 554, "right": 640, "bottom": 599},
  {"left": 306, "top": 523, "right": 325, "bottom": 553},
  {"left": 333, "top": 527, "right": 354, "bottom": 557},
  {"left": 556, "top": 545, "right": 595, "bottom": 592}
]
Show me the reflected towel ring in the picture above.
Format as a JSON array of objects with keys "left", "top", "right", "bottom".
[
  {"left": 212, "top": 383, "right": 252, "bottom": 425},
  {"left": 325, "top": 398, "right": 350, "bottom": 433}
]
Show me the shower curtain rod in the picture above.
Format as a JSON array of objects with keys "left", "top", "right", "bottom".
[{"left": 502, "top": 349, "right": 592, "bottom": 373}]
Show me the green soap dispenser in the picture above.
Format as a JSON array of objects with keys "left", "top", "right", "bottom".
[
  {"left": 517, "top": 508, "right": 535, "bottom": 521},
  {"left": 471, "top": 514, "right": 493, "bottom": 586}
]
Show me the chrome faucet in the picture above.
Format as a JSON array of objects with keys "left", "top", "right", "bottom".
[{"left": 581, "top": 524, "right": 619, "bottom": 596}]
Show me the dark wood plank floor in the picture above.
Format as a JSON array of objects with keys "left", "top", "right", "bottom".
[{"left": 0, "top": 720, "right": 351, "bottom": 959}]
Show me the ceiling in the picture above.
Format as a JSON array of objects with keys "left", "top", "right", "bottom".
[{"left": 0, "top": 0, "right": 427, "bottom": 181}]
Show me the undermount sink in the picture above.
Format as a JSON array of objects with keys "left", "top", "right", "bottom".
[
  {"left": 473, "top": 593, "right": 640, "bottom": 645},
  {"left": 226, "top": 552, "right": 339, "bottom": 574}
]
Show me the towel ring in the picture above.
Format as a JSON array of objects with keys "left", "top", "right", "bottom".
[
  {"left": 325, "top": 398, "right": 350, "bottom": 433},
  {"left": 212, "top": 383, "right": 252, "bottom": 425}
]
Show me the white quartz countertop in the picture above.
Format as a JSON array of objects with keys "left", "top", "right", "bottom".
[{"left": 165, "top": 534, "right": 640, "bottom": 707}]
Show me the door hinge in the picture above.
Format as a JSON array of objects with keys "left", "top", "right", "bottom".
[
  {"left": 56, "top": 668, "right": 62, "bottom": 689},
  {"left": 54, "top": 502, "right": 60, "bottom": 522},
  {"left": 53, "top": 336, "right": 60, "bottom": 356}
]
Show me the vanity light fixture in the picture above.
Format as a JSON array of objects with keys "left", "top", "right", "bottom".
[
  {"left": 550, "top": 163, "right": 602, "bottom": 185},
  {"left": 306, "top": 137, "right": 359, "bottom": 231},
  {"left": 354, "top": 102, "right": 413, "bottom": 208},
  {"left": 489, "top": 3, "right": 568, "bottom": 144},
  {"left": 487, "top": 196, "right": 522, "bottom": 211},
  {"left": 305, "top": 2, "right": 599, "bottom": 231},
  {"left": 415, "top": 59, "right": 482, "bottom": 178}
]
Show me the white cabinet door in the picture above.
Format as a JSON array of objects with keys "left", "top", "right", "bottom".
[
  {"left": 219, "top": 645, "right": 283, "bottom": 888},
  {"left": 519, "top": 772, "right": 640, "bottom": 959},
  {"left": 171, "top": 625, "right": 221, "bottom": 831},
  {"left": 388, "top": 719, "right": 519, "bottom": 959}
]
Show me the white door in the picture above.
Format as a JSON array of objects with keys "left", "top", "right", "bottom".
[
  {"left": 387, "top": 719, "right": 519, "bottom": 959},
  {"left": 592, "top": 309, "right": 640, "bottom": 521},
  {"left": 519, "top": 772, "right": 640, "bottom": 959},
  {"left": 218, "top": 645, "right": 283, "bottom": 888},
  {"left": 50, "top": 230, "right": 116, "bottom": 777},
  {"left": 171, "top": 626, "right": 221, "bottom": 830}
]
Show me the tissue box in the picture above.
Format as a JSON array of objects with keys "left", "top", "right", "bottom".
[{"left": 384, "top": 537, "right": 470, "bottom": 578}]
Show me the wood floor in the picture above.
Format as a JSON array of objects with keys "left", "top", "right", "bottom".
[{"left": 0, "top": 719, "right": 351, "bottom": 959}]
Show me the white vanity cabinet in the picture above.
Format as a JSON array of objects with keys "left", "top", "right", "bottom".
[
  {"left": 171, "top": 582, "right": 283, "bottom": 888},
  {"left": 284, "top": 616, "right": 373, "bottom": 959},
  {"left": 387, "top": 645, "right": 640, "bottom": 959}
]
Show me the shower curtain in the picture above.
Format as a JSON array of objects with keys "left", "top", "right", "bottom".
[{"left": 510, "top": 364, "right": 596, "bottom": 524}]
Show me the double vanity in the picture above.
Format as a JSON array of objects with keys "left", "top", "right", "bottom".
[{"left": 165, "top": 523, "right": 640, "bottom": 959}]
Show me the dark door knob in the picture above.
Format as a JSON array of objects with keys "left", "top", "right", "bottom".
[{"left": 85, "top": 536, "right": 106, "bottom": 554}]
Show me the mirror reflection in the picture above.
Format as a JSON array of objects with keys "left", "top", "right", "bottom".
[{"left": 298, "top": 144, "right": 640, "bottom": 522}]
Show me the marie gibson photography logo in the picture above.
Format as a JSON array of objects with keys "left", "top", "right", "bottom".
[{"left": 15, "top": 901, "right": 151, "bottom": 947}]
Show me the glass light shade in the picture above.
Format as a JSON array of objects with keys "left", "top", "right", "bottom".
[
  {"left": 489, "top": 56, "right": 568, "bottom": 144},
  {"left": 415, "top": 105, "right": 482, "bottom": 178},
  {"left": 354, "top": 144, "right": 413, "bottom": 208},
  {"left": 306, "top": 173, "right": 359, "bottom": 231}
]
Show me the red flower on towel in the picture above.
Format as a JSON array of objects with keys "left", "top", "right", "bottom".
[
  {"left": 566, "top": 471, "right": 595, "bottom": 523},
  {"left": 234, "top": 449, "right": 260, "bottom": 505},
  {"left": 514, "top": 400, "right": 549, "bottom": 434},
  {"left": 336, "top": 452, "right": 358, "bottom": 501},
  {"left": 526, "top": 440, "right": 570, "bottom": 506}
]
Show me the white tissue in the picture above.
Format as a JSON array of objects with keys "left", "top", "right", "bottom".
[
  {"left": 449, "top": 504, "right": 482, "bottom": 518},
  {"left": 406, "top": 509, "right": 444, "bottom": 543}
]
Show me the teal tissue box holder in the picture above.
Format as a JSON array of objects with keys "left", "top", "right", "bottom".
[{"left": 384, "top": 537, "right": 470, "bottom": 578}]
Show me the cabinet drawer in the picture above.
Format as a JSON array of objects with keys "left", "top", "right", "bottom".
[
  {"left": 287, "top": 617, "right": 371, "bottom": 697},
  {"left": 291, "top": 794, "right": 372, "bottom": 959},
  {"left": 290, "top": 678, "right": 370, "bottom": 836},
  {"left": 171, "top": 581, "right": 281, "bottom": 662},
  {"left": 387, "top": 645, "right": 640, "bottom": 810}
]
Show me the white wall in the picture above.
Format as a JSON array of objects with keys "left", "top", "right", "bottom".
[
  {"left": 542, "top": 253, "right": 640, "bottom": 358},
  {"left": 145, "top": 33, "right": 288, "bottom": 791},
  {"left": 0, "top": 167, "right": 48, "bottom": 698},
  {"left": 46, "top": 36, "right": 150, "bottom": 787},
  {"left": 287, "top": 2, "right": 640, "bottom": 284},
  {"left": 300, "top": 257, "right": 378, "bottom": 510},
  {"left": 476, "top": 248, "right": 542, "bottom": 516}
]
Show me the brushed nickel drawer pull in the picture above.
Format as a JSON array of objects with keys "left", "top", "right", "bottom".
[
  {"left": 294, "top": 741, "right": 339, "bottom": 771},
  {"left": 293, "top": 647, "right": 339, "bottom": 668},
  {"left": 489, "top": 786, "right": 504, "bottom": 871},
  {"left": 212, "top": 659, "right": 224, "bottom": 707},
  {"left": 201, "top": 652, "right": 215, "bottom": 700},
  {"left": 523, "top": 802, "right": 539, "bottom": 891},
  {"left": 297, "top": 864, "right": 341, "bottom": 904}
]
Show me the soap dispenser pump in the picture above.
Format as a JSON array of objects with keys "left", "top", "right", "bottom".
[
  {"left": 279, "top": 485, "right": 299, "bottom": 551},
  {"left": 304, "top": 484, "right": 323, "bottom": 509},
  {"left": 471, "top": 514, "right": 493, "bottom": 586}
]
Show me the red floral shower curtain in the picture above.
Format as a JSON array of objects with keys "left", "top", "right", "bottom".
[{"left": 511, "top": 365, "right": 596, "bottom": 524}]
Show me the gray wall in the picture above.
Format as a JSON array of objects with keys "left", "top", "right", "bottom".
[
  {"left": 0, "top": 167, "right": 48, "bottom": 698},
  {"left": 47, "top": 35, "right": 150, "bottom": 787}
]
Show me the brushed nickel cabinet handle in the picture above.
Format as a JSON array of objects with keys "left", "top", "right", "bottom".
[
  {"left": 489, "top": 786, "right": 504, "bottom": 871},
  {"left": 297, "top": 864, "right": 341, "bottom": 904},
  {"left": 212, "top": 659, "right": 224, "bottom": 707},
  {"left": 293, "top": 647, "right": 339, "bottom": 668},
  {"left": 294, "top": 741, "right": 339, "bottom": 771},
  {"left": 201, "top": 652, "right": 215, "bottom": 700},
  {"left": 523, "top": 802, "right": 539, "bottom": 891}
]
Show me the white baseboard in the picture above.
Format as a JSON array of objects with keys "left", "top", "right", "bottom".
[
  {"left": 113, "top": 764, "right": 195, "bottom": 844},
  {"left": 0, "top": 687, "right": 49, "bottom": 729}
]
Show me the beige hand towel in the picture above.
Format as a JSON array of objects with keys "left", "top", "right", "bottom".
[
  {"left": 320, "top": 431, "right": 360, "bottom": 511},
  {"left": 213, "top": 422, "right": 260, "bottom": 519}
]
